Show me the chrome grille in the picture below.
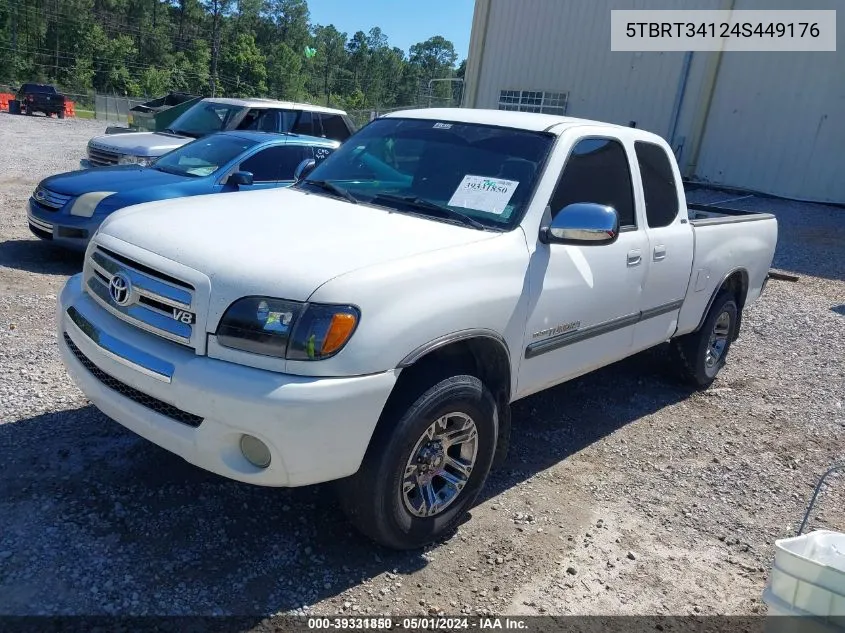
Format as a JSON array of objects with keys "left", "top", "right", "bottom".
[
  {"left": 87, "top": 145, "right": 121, "bottom": 167},
  {"left": 86, "top": 246, "right": 196, "bottom": 347},
  {"left": 32, "top": 187, "right": 72, "bottom": 211}
]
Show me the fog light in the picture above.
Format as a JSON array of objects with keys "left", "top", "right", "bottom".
[{"left": 240, "top": 434, "right": 271, "bottom": 468}]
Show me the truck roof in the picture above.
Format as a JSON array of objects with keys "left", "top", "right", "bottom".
[
  {"left": 383, "top": 108, "right": 665, "bottom": 142},
  {"left": 203, "top": 97, "right": 347, "bottom": 115}
]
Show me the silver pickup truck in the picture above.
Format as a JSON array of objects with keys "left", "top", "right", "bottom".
[{"left": 82, "top": 97, "right": 355, "bottom": 168}]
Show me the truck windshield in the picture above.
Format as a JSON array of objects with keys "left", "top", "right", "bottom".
[
  {"left": 296, "top": 118, "right": 554, "bottom": 230},
  {"left": 168, "top": 102, "right": 247, "bottom": 138},
  {"left": 152, "top": 135, "right": 259, "bottom": 177}
]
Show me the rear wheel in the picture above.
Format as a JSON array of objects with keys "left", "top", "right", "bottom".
[
  {"left": 336, "top": 374, "right": 498, "bottom": 550},
  {"left": 671, "top": 290, "right": 738, "bottom": 389},
  {"left": 57, "top": 110, "right": 65, "bottom": 119}
]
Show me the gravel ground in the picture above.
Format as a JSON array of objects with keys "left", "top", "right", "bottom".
[{"left": 0, "top": 112, "right": 843, "bottom": 617}]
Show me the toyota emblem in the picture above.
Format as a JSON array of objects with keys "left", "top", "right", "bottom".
[{"left": 108, "top": 272, "right": 132, "bottom": 306}]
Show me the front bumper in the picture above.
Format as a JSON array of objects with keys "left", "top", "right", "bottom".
[
  {"left": 27, "top": 200, "right": 100, "bottom": 252},
  {"left": 57, "top": 274, "right": 398, "bottom": 487}
]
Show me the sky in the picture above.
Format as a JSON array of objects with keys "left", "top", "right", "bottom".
[{"left": 306, "top": 0, "right": 476, "bottom": 62}]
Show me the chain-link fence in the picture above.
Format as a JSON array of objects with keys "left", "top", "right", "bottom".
[
  {"left": 94, "top": 94, "right": 148, "bottom": 123},
  {"left": 3, "top": 75, "right": 464, "bottom": 126}
]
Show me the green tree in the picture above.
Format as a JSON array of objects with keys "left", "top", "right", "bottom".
[
  {"left": 221, "top": 32, "right": 267, "bottom": 97},
  {"left": 0, "top": 0, "right": 461, "bottom": 112},
  {"left": 202, "top": 0, "right": 233, "bottom": 96},
  {"left": 140, "top": 66, "right": 171, "bottom": 96},
  {"left": 267, "top": 41, "right": 306, "bottom": 100},
  {"left": 311, "top": 24, "right": 347, "bottom": 107}
]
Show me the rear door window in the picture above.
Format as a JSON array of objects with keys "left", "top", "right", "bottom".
[{"left": 634, "top": 141, "right": 679, "bottom": 228}]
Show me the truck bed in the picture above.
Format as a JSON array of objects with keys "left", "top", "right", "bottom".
[{"left": 676, "top": 203, "right": 778, "bottom": 336}]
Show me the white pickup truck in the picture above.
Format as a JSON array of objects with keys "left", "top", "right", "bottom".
[{"left": 57, "top": 108, "right": 777, "bottom": 549}]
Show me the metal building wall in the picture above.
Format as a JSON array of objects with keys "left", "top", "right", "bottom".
[
  {"left": 692, "top": 0, "right": 845, "bottom": 203},
  {"left": 466, "top": 0, "right": 723, "bottom": 139},
  {"left": 465, "top": 0, "right": 845, "bottom": 203}
]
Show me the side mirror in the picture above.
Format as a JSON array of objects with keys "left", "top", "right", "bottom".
[
  {"left": 294, "top": 158, "right": 316, "bottom": 182},
  {"left": 227, "top": 171, "right": 253, "bottom": 187},
  {"left": 540, "top": 203, "right": 619, "bottom": 245}
]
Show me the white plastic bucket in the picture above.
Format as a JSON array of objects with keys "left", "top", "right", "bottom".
[{"left": 763, "top": 530, "right": 845, "bottom": 631}]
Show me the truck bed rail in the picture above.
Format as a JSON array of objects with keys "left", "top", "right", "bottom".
[{"left": 687, "top": 202, "right": 776, "bottom": 226}]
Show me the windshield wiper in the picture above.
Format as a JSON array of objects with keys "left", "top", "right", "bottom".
[
  {"left": 371, "top": 194, "right": 488, "bottom": 231},
  {"left": 301, "top": 179, "right": 358, "bottom": 204}
]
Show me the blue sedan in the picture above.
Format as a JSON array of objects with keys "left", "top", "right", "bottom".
[{"left": 27, "top": 131, "right": 338, "bottom": 251}]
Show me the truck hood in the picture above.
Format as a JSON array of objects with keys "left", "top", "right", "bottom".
[
  {"left": 88, "top": 132, "right": 190, "bottom": 157},
  {"left": 97, "top": 187, "right": 501, "bottom": 302}
]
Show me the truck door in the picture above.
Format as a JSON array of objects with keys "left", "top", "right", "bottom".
[
  {"left": 518, "top": 135, "right": 648, "bottom": 398},
  {"left": 630, "top": 140, "right": 695, "bottom": 352}
]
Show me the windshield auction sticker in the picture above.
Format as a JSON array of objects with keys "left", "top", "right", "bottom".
[{"left": 448, "top": 175, "right": 519, "bottom": 215}]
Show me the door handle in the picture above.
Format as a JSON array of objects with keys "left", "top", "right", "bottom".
[
  {"left": 627, "top": 250, "right": 642, "bottom": 266},
  {"left": 653, "top": 245, "right": 667, "bottom": 261}
]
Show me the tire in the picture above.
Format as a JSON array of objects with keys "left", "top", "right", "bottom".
[
  {"left": 336, "top": 374, "right": 498, "bottom": 550},
  {"left": 671, "top": 290, "right": 738, "bottom": 389},
  {"left": 58, "top": 111, "right": 65, "bottom": 119}
]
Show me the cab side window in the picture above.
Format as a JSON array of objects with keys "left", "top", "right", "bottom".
[
  {"left": 548, "top": 137, "right": 636, "bottom": 229},
  {"left": 635, "top": 141, "right": 679, "bottom": 228}
]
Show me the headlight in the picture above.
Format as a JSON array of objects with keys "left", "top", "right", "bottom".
[
  {"left": 117, "top": 154, "right": 151, "bottom": 166},
  {"left": 69, "top": 191, "right": 117, "bottom": 218},
  {"left": 216, "top": 297, "right": 360, "bottom": 360}
]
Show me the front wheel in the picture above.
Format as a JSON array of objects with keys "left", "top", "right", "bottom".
[
  {"left": 671, "top": 290, "right": 738, "bottom": 389},
  {"left": 336, "top": 374, "right": 498, "bottom": 550}
]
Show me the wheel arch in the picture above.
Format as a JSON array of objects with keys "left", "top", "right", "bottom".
[
  {"left": 696, "top": 268, "right": 749, "bottom": 340},
  {"left": 373, "top": 330, "right": 513, "bottom": 467}
]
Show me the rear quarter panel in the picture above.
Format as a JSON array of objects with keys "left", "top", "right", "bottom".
[{"left": 676, "top": 216, "right": 778, "bottom": 335}]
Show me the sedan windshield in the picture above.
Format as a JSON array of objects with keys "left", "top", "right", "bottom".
[
  {"left": 153, "top": 136, "right": 258, "bottom": 177},
  {"left": 168, "top": 102, "right": 247, "bottom": 137},
  {"left": 296, "top": 117, "right": 554, "bottom": 229}
]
